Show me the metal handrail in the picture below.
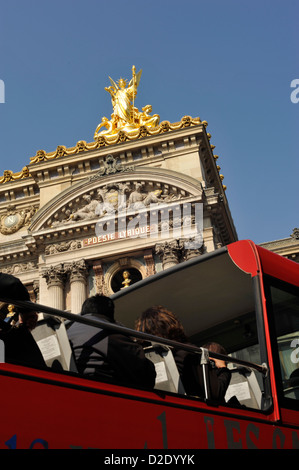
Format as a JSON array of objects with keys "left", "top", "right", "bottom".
[{"left": 0, "top": 297, "right": 268, "bottom": 378}]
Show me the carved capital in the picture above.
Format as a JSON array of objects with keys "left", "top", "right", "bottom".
[
  {"left": 178, "top": 237, "right": 205, "bottom": 261},
  {"left": 42, "top": 264, "right": 66, "bottom": 287},
  {"left": 68, "top": 259, "right": 88, "bottom": 284},
  {"left": 155, "top": 240, "right": 180, "bottom": 267}
]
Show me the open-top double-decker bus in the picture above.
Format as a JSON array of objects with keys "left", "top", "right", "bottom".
[{"left": 0, "top": 239, "right": 298, "bottom": 449}]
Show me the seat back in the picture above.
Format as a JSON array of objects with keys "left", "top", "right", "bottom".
[
  {"left": 225, "top": 367, "right": 262, "bottom": 409},
  {"left": 144, "top": 343, "right": 185, "bottom": 394},
  {"left": 32, "top": 317, "right": 78, "bottom": 372}
]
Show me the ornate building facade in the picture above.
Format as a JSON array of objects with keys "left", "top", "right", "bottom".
[
  {"left": 0, "top": 66, "right": 237, "bottom": 314},
  {"left": 259, "top": 228, "right": 299, "bottom": 264}
]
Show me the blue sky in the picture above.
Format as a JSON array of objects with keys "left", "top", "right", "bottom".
[{"left": 0, "top": 0, "right": 298, "bottom": 245}]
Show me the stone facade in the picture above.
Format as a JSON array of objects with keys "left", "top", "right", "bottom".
[
  {"left": 259, "top": 228, "right": 299, "bottom": 264},
  {"left": 0, "top": 117, "right": 238, "bottom": 313}
]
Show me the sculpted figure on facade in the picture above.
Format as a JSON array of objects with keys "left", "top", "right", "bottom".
[
  {"left": 139, "top": 105, "right": 160, "bottom": 129},
  {"left": 291, "top": 228, "right": 299, "bottom": 240},
  {"left": 70, "top": 195, "right": 99, "bottom": 222},
  {"left": 128, "top": 183, "right": 164, "bottom": 211},
  {"left": 96, "top": 184, "right": 127, "bottom": 218},
  {"left": 94, "top": 66, "right": 160, "bottom": 139},
  {"left": 45, "top": 240, "right": 82, "bottom": 255},
  {"left": 46, "top": 177, "right": 187, "bottom": 230}
]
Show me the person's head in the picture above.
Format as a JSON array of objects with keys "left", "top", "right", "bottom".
[
  {"left": 202, "top": 342, "right": 227, "bottom": 355},
  {"left": 202, "top": 342, "right": 228, "bottom": 366},
  {"left": 135, "top": 306, "right": 187, "bottom": 343},
  {"left": 118, "top": 78, "right": 127, "bottom": 89},
  {"left": 81, "top": 294, "right": 115, "bottom": 321}
]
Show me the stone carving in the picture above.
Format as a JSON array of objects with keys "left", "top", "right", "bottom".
[
  {"left": 42, "top": 260, "right": 88, "bottom": 286},
  {"left": 144, "top": 252, "right": 156, "bottom": 277},
  {"left": 90, "top": 155, "right": 134, "bottom": 180},
  {"left": 96, "top": 183, "right": 130, "bottom": 217},
  {"left": 0, "top": 261, "right": 38, "bottom": 275},
  {"left": 68, "top": 259, "right": 88, "bottom": 283},
  {"left": 178, "top": 237, "right": 205, "bottom": 260},
  {"left": 48, "top": 180, "right": 184, "bottom": 228},
  {"left": 155, "top": 237, "right": 204, "bottom": 269},
  {"left": 291, "top": 228, "right": 299, "bottom": 240},
  {"left": 69, "top": 195, "right": 99, "bottom": 222},
  {"left": 42, "top": 264, "right": 66, "bottom": 287},
  {"left": 92, "top": 261, "right": 107, "bottom": 295},
  {"left": 0, "top": 204, "right": 37, "bottom": 235},
  {"left": 155, "top": 240, "right": 181, "bottom": 269},
  {"left": 45, "top": 240, "right": 82, "bottom": 255}
]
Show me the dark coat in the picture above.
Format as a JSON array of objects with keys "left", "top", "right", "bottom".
[
  {"left": 174, "top": 348, "right": 231, "bottom": 402},
  {"left": 0, "top": 272, "right": 46, "bottom": 369},
  {"left": 68, "top": 313, "right": 156, "bottom": 389},
  {"left": 0, "top": 324, "right": 46, "bottom": 369}
]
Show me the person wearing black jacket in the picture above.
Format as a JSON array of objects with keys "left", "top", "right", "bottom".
[
  {"left": 135, "top": 306, "right": 231, "bottom": 402},
  {"left": 178, "top": 342, "right": 231, "bottom": 403},
  {"left": 67, "top": 294, "right": 156, "bottom": 389},
  {"left": 0, "top": 272, "right": 46, "bottom": 369}
]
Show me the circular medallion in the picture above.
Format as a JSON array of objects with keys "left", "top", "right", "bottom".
[
  {"left": 3, "top": 214, "right": 20, "bottom": 228},
  {"left": 0, "top": 212, "right": 25, "bottom": 235}
]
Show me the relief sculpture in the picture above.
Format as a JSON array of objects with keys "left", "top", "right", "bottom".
[{"left": 49, "top": 181, "right": 183, "bottom": 228}]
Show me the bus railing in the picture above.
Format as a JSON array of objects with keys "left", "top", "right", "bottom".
[{"left": 0, "top": 297, "right": 269, "bottom": 382}]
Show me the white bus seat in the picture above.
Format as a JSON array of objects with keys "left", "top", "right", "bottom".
[
  {"left": 225, "top": 367, "right": 262, "bottom": 409},
  {"left": 144, "top": 343, "right": 186, "bottom": 395},
  {"left": 31, "top": 316, "right": 78, "bottom": 372}
]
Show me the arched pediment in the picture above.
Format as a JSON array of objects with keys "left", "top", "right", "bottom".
[{"left": 29, "top": 166, "right": 203, "bottom": 233}]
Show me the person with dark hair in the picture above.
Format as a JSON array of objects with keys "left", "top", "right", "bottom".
[
  {"left": 0, "top": 272, "right": 46, "bottom": 369},
  {"left": 67, "top": 294, "right": 156, "bottom": 388},
  {"left": 135, "top": 305, "right": 187, "bottom": 344},
  {"left": 185, "top": 341, "right": 231, "bottom": 402},
  {"left": 135, "top": 306, "right": 231, "bottom": 402}
]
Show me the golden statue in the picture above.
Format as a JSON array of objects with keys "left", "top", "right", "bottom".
[
  {"left": 7, "top": 304, "right": 16, "bottom": 317},
  {"left": 122, "top": 270, "right": 131, "bottom": 288},
  {"left": 94, "top": 66, "right": 160, "bottom": 139}
]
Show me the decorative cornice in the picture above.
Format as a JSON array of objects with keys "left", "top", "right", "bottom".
[
  {"left": 0, "top": 166, "right": 30, "bottom": 184},
  {"left": 29, "top": 116, "right": 202, "bottom": 164},
  {"left": 0, "top": 116, "right": 203, "bottom": 186}
]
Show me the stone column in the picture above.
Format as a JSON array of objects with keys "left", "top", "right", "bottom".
[
  {"left": 179, "top": 237, "right": 205, "bottom": 261},
  {"left": 155, "top": 240, "right": 181, "bottom": 270},
  {"left": 42, "top": 264, "right": 66, "bottom": 310},
  {"left": 68, "top": 260, "right": 88, "bottom": 314}
]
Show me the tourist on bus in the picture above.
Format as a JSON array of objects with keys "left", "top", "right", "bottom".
[
  {"left": 135, "top": 305, "right": 231, "bottom": 402},
  {"left": 0, "top": 272, "right": 46, "bottom": 369},
  {"left": 67, "top": 294, "right": 156, "bottom": 388}
]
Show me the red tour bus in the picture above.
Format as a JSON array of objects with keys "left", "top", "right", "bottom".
[{"left": 0, "top": 239, "right": 299, "bottom": 449}]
